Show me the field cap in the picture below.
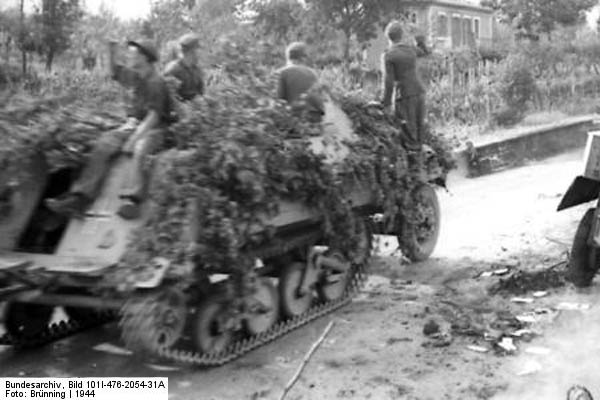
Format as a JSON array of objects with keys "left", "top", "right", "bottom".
[{"left": 179, "top": 33, "right": 200, "bottom": 50}]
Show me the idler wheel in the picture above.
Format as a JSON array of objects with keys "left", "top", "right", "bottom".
[
  {"left": 316, "top": 251, "right": 349, "bottom": 302},
  {"left": 278, "top": 262, "right": 313, "bottom": 318},
  {"left": 399, "top": 184, "right": 440, "bottom": 262},
  {"left": 4, "top": 302, "right": 54, "bottom": 340},
  {"left": 245, "top": 278, "right": 279, "bottom": 335},
  {"left": 120, "top": 288, "right": 187, "bottom": 353},
  {"left": 193, "top": 296, "right": 234, "bottom": 354}
]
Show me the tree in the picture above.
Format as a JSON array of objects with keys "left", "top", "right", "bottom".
[
  {"left": 304, "top": 0, "right": 404, "bottom": 61},
  {"left": 34, "top": 0, "right": 82, "bottom": 71},
  {"left": 483, "top": 0, "right": 596, "bottom": 40},
  {"left": 146, "top": 0, "right": 242, "bottom": 47},
  {"left": 244, "top": 0, "right": 306, "bottom": 44}
]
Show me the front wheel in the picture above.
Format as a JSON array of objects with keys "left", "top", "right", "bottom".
[
  {"left": 568, "top": 208, "right": 600, "bottom": 287},
  {"left": 399, "top": 184, "right": 440, "bottom": 262}
]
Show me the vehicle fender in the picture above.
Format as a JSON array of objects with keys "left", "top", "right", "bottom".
[{"left": 557, "top": 176, "right": 600, "bottom": 212}]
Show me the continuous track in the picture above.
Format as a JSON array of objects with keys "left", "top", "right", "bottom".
[{"left": 0, "top": 225, "right": 371, "bottom": 367}]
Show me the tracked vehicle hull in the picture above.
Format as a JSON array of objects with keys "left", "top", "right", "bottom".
[{"left": 0, "top": 102, "right": 446, "bottom": 365}]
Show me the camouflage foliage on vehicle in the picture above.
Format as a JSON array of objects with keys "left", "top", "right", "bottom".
[{"left": 112, "top": 39, "right": 456, "bottom": 287}]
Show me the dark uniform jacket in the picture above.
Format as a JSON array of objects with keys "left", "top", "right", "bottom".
[
  {"left": 112, "top": 65, "right": 174, "bottom": 126},
  {"left": 381, "top": 41, "right": 429, "bottom": 107},
  {"left": 164, "top": 59, "right": 205, "bottom": 101},
  {"left": 276, "top": 63, "right": 324, "bottom": 115}
]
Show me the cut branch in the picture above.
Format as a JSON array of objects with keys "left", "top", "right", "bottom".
[{"left": 279, "top": 320, "right": 335, "bottom": 400}]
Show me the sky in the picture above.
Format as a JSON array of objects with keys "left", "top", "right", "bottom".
[
  {"left": 0, "top": 0, "right": 151, "bottom": 20},
  {"left": 83, "top": 0, "right": 151, "bottom": 20},
  {"left": 0, "top": 0, "right": 599, "bottom": 26}
]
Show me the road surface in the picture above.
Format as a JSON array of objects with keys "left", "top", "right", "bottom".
[{"left": 1, "top": 148, "right": 597, "bottom": 400}]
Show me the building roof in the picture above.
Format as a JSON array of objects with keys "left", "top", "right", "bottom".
[{"left": 406, "top": 0, "right": 493, "bottom": 13}]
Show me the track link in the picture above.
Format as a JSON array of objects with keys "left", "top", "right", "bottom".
[
  {"left": 156, "top": 261, "right": 367, "bottom": 366},
  {"left": 0, "top": 225, "right": 370, "bottom": 367}
]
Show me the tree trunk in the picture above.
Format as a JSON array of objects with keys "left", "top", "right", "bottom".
[
  {"left": 343, "top": 30, "right": 351, "bottom": 64},
  {"left": 20, "top": 0, "right": 26, "bottom": 75},
  {"left": 45, "top": 50, "right": 54, "bottom": 72}
]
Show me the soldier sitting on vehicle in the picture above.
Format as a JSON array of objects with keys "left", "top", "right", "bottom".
[
  {"left": 45, "top": 38, "right": 173, "bottom": 220},
  {"left": 380, "top": 20, "right": 430, "bottom": 151},
  {"left": 164, "top": 33, "right": 205, "bottom": 101},
  {"left": 276, "top": 41, "right": 325, "bottom": 122}
]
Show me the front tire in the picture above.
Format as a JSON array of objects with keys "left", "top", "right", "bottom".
[
  {"left": 399, "top": 184, "right": 441, "bottom": 262},
  {"left": 568, "top": 208, "right": 600, "bottom": 287}
]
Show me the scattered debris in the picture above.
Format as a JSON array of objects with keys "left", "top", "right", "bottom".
[
  {"left": 511, "top": 329, "right": 537, "bottom": 341},
  {"left": 476, "top": 267, "right": 513, "bottom": 279},
  {"left": 493, "top": 268, "right": 511, "bottom": 276},
  {"left": 511, "top": 297, "right": 534, "bottom": 304},
  {"left": 496, "top": 337, "right": 517, "bottom": 354},
  {"left": 524, "top": 346, "right": 551, "bottom": 356},
  {"left": 423, "top": 320, "right": 441, "bottom": 336},
  {"left": 466, "top": 345, "right": 489, "bottom": 353},
  {"left": 489, "top": 266, "right": 566, "bottom": 295},
  {"left": 146, "top": 364, "right": 180, "bottom": 372},
  {"left": 93, "top": 343, "right": 133, "bottom": 356},
  {"left": 516, "top": 314, "right": 537, "bottom": 324},
  {"left": 556, "top": 302, "right": 591, "bottom": 311},
  {"left": 516, "top": 360, "right": 543, "bottom": 376},
  {"left": 533, "top": 291, "right": 548, "bottom": 298}
]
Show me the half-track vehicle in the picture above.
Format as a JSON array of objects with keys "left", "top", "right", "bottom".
[
  {"left": 0, "top": 100, "right": 447, "bottom": 365},
  {"left": 558, "top": 130, "right": 600, "bottom": 287}
]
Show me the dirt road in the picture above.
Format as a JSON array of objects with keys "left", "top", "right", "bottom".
[{"left": 0, "top": 149, "right": 597, "bottom": 400}]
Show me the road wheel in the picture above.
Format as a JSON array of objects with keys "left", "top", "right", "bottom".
[
  {"left": 192, "top": 296, "right": 233, "bottom": 354},
  {"left": 245, "top": 278, "right": 279, "bottom": 335},
  {"left": 568, "top": 208, "right": 600, "bottom": 287},
  {"left": 316, "top": 252, "right": 349, "bottom": 303},
  {"left": 278, "top": 262, "right": 312, "bottom": 318},
  {"left": 120, "top": 288, "right": 187, "bottom": 353},
  {"left": 4, "top": 302, "right": 53, "bottom": 340},
  {"left": 399, "top": 184, "right": 440, "bottom": 262}
]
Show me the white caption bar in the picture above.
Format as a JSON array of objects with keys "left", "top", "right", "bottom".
[{"left": 1, "top": 378, "right": 168, "bottom": 400}]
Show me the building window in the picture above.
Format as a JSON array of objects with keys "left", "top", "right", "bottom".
[
  {"left": 451, "top": 14, "right": 462, "bottom": 47},
  {"left": 437, "top": 12, "right": 448, "bottom": 37},
  {"left": 462, "top": 17, "right": 473, "bottom": 46},
  {"left": 473, "top": 17, "right": 480, "bottom": 39}
]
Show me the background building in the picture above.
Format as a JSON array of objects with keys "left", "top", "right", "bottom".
[{"left": 365, "top": 0, "right": 495, "bottom": 69}]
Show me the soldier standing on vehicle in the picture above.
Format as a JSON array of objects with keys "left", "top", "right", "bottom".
[
  {"left": 276, "top": 41, "right": 324, "bottom": 121},
  {"left": 46, "top": 38, "right": 173, "bottom": 220},
  {"left": 164, "top": 33, "right": 205, "bottom": 101},
  {"left": 380, "top": 20, "right": 430, "bottom": 151}
]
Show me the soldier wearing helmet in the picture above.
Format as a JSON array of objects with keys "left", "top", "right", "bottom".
[
  {"left": 46, "top": 38, "right": 173, "bottom": 220},
  {"left": 381, "top": 20, "right": 430, "bottom": 151},
  {"left": 164, "top": 33, "right": 205, "bottom": 101}
]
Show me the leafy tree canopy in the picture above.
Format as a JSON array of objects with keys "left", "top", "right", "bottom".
[{"left": 482, "top": 0, "right": 596, "bottom": 40}]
